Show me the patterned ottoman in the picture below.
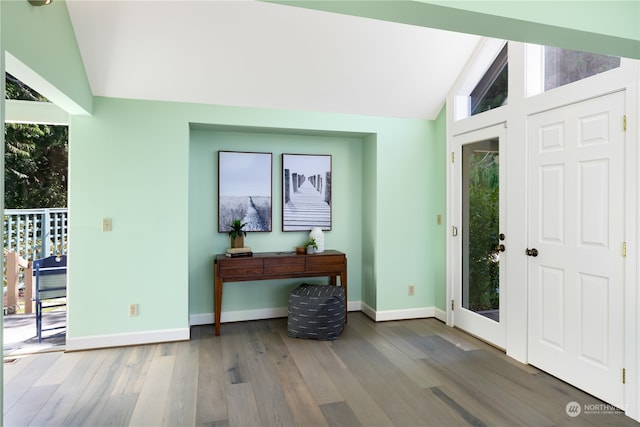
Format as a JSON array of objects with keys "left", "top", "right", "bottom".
[{"left": 287, "top": 283, "right": 346, "bottom": 340}]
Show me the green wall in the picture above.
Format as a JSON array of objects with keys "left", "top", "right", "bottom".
[
  {"left": 427, "top": 0, "right": 640, "bottom": 43},
  {"left": 69, "top": 98, "right": 190, "bottom": 337},
  {"left": 1, "top": 0, "right": 91, "bottom": 114},
  {"left": 371, "top": 121, "right": 438, "bottom": 311},
  {"left": 270, "top": 0, "right": 640, "bottom": 59},
  {"left": 69, "top": 96, "right": 440, "bottom": 339},
  {"left": 433, "top": 107, "right": 447, "bottom": 311},
  {"left": 362, "top": 134, "right": 378, "bottom": 309}
]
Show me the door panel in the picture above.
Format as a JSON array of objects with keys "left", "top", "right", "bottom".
[
  {"left": 540, "top": 266, "right": 564, "bottom": 350},
  {"left": 580, "top": 159, "right": 609, "bottom": 246},
  {"left": 541, "top": 165, "right": 564, "bottom": 243},
  {"left": 528, "top": 91, "right": 625, "bottom": 408}
]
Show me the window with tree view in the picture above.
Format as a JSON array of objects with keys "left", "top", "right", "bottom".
[
  {"left": 462, "top": 139, "right": 500, "bottom": 321},
  {"left": 543, "top": 47, "right": 620, "bottom": 91},
  {"left": 470, "top": 44, "right": 508, "bottom": 116},
  {"left": 4, "top": 74, "right": 68, "bottom": 209}
]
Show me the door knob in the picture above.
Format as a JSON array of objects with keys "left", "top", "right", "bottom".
[
  {"left": 526, "top": 248, "right": 539, "bottom": 257},
  {"left": 498, "top": 244, "right": 506, "bottom": 252}
]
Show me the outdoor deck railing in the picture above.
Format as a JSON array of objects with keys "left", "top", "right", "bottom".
[
  {"left": 4, "top": 208, "right": 68, "bottom": 260},
  {"left": 3, "top": 208, "right": 68, "bottom": 312}
]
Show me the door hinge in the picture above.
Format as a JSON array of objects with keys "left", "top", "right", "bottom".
[
  {"left": 451, "top": 152, "right": 455, "bottom": 163},
  {"left": 623, "top": 368, "right": 626, "bottom": 384},
  {"left": 623, "top": 242, "right": 627, "bottom": 258},
  {"left": 623, "top": 115, "right": 627, "bottom": 132},
  {"left": 452, "top": 226, "right": 458, "bottom": 237},
  {"left": 451, "top": 299, "right": 454, "bottom": 311}
]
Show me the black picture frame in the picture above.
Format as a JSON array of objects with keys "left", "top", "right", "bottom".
[
  {"left": 282, "top": 153, "right": 332, "bottom": 231},
  {"left": 218, "top": 151, "right": 272, "bottom": 232}
]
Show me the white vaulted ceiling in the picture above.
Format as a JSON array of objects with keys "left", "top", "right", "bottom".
[{"left": 65, "top": 0, "right": 481, "bottom": 120}]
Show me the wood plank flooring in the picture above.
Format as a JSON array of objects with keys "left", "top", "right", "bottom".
[{"left": 4, "top": 312, "right": 639, "bottom": 426}]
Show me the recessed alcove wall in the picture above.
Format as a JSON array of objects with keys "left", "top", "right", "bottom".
[{"left": 188, "top": 124, "right": 369, "bottom": 321}]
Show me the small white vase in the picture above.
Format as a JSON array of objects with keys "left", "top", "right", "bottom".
[{"left": 309, "top": 227, "right": 325, "bottom": 253}]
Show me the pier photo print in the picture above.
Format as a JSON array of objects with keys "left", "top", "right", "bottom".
[
  {"left": 282, "top": 153, "right": 331, "bottom": 231},
  {"left": 218, "top": 151, "right": 272, "bottom": 232}
]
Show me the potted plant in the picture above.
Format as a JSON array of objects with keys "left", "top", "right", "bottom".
[
  {"left": 304, "top": 237, "right": 318, "bottom": 254},
  {"left": 228, "top": 219, "right": 247, "bottom": 248}
]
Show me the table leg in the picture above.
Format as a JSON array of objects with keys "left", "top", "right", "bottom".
[
  {"left": 341, "top": 264, "right": 348, "bottom": 322},
  {"left": 214, "top": 263, "right": 223, "bottom": 336}
]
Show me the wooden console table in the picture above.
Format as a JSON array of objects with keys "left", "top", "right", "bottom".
[{"left": 213, "top": 250, "right": 347, "bottom": 336}]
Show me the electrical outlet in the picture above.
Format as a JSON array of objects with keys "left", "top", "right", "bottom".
[
  {"left": 129, "top": 304, "right": 138, "bottom": 317},
  {"left": 408, "top": 285, "right": 415, "bottom": 296}
]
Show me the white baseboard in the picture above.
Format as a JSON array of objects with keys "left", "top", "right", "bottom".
[
  {"left": 348, "top": 300, "right": 362, "bottom": 312},
  {"left": 65, "top": 303, "right": 444, "bottom": 351},
  {"left": 190, "top": 300, "right": 364, "bottom": 326},
  {"left": 360, "top": 302, "right": 443, "bottom": 322},
  {"left": 360, "top": 302, "right": 376, "bottom": 320},
  {"left": 65, "top": 328, "right": 190, "bottom": 352},
  {"left": 433, "top": 307, "right": 446, "bottom": 322},
  {"left": 372, "top": 306, "right": 436, "bottom": 321},
  {"left": 190, "top": 308, "right": 287, "bottom": 326}
]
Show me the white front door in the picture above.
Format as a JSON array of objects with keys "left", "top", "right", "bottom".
[
  {"left": 452, "top": 124, "right": 506, "bottom": 348},
  {"left": 527, "top": 91, "right": 625, "bottom": 408}
]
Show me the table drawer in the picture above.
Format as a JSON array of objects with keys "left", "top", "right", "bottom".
[
  {"left": 306, "top": 255, "right": 345, "bottom": 273},
  {"left": 218, "top": 258, "right": 264, "bottom": 277},
  {"left": 264, "top": 256, "right": 305, "bottom": 274}
]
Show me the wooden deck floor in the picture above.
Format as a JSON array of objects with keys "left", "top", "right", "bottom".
[
  {"left": 4, "top": 312, "right": 639, "bottom": 426},
  {"left": 3, "top": 311, "right": 66, "bottom": 357}
]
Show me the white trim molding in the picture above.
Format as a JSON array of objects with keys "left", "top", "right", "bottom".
[
  {"left": 360, "top": 303, "right": 445, "bottom": 323},
  {"left": 66, "top": 328, "right": 190, "bottom": 352},
  {"left": 190, "top": 300, "right": 364, "bottom": 327},
  {"left": 433, "top": 307, "right": 447, "bottom": 323},
  {"left": 368, "top": 307, "right": 436, "bottom": 322},
  {"left": 5, "top": 99, "right": 69, "bottom": 125}
]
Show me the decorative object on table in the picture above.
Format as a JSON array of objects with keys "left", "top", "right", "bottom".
[
  {"left": 309, "top": 227, "right": 325, "bottom": 253},
  {"left": 218, "top": 151, "right": 272, "bottom": 233},
  {"left": 225, "top": 247, "right": 253, "bottom": 257},
  {"left": 227, "top": 219, "right": 247, "bottom": 248},
  {"left": 305, "top": 237, "right": 318, "bottom": 254},
  {"left": 295, "top": 246, "right": 306, "bottom": 255},
  {"left": 282, "top": 153, "right": 332, "bottom": 231},
  {"left": 288, "top": 283, "right": 346, "bottom": 340}
]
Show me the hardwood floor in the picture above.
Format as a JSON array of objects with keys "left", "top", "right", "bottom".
[{"left": 4, "top": 312, "right": 638, "bottom": 426}]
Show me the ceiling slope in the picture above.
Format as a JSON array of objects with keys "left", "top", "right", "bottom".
[{"left": 65, "top": 0, "right": 481, "bottom": 119}]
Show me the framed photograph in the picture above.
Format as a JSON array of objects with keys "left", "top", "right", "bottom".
[
  {"left": 218, "top": 151, "right": 272, "bottom": 232},
  {"left": 282, "top": 153, "right": 332, "bottom": 231}
]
